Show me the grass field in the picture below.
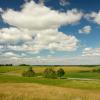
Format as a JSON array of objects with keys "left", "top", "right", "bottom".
[
  {"left": 0, "top": 65, "right": 100, "bottom": 100},
  {"left": 0, "top": 65, "right": 97, "bottom": 73},
  {"left": 0, "top": 83, "right": 100, "bottom": 100},
  {"left": 0, "top": 75, "right": 100, "bottom": 90}
]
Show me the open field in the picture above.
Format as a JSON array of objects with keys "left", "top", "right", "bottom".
[
  {"left": 0, "top": 75, "right": 100, "bottom": 90},
  {"left": 0, "top": 83, "right": 100, "bottom": 100},
  {"left": 0, "top": 65, "right": 100, "bottom": 100},
  {"left": 0, "top": 65, "right": 98, "bottom": 73},
  {"left": 0, "top": 65, "right": 100, "bottom": 79}
]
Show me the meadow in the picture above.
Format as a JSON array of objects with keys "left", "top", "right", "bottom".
[{"left": 0, "top": 65, "right": 100, "bottom": 100}]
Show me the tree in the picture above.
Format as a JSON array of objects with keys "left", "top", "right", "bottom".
[
  {"left": 57, "top": 68, "right": 65, "bottom": 77},
  {"left": 44, "top": 68, "right": 57, "bottom": 79},
  {"left": 22, "top": 67, "right": 35, "bottom": 77}
]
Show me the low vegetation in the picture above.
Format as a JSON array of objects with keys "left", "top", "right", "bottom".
[
  {"left": 0, "top": 65, "right": 100, "bottom": 100},
  {"left": 0, "top": 83, "right": 100, "bottom": 100},
  {"left": 22, "top": 67, "right": 35, "bottom": 77},
  {"left": 44, "top": 68, "right": 57, "bottom": 78},
  {"left": 57, "top": 68, "right": 65, "bottom": 78}
]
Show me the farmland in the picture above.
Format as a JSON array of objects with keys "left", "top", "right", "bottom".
[{"left": 0, "top": 65, "right": 100, "bottom": 100}]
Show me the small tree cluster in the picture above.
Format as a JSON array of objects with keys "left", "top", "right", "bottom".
[
  {"left": 57, "top": 68, "right": 65, "bottom": 78},
  {"left": 22, "top": 67, "right": 35, "bottom": 77},
  {"left": 44, "top": 68, "right": 57, "bottom": 79},
  {"left": 44, "top": 68, "right": 65, "bottom": 78},
  {"left": 92, "top": 68, "right": 100, "bottom": 73}
]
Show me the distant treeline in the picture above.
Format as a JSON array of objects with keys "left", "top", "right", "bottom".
[
  {"left": 0, "top": 64, "right": 13, "bottom": 66},
  {"left": 0, "top": 64, "right": 99, "bottom": 67},
  {"left": 0, "top": 64, "right": 30, "bottom": 66}
]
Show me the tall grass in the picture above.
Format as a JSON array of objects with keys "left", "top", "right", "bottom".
[{"left": 0, "top": 83, "right": 100, "bottom": 100}]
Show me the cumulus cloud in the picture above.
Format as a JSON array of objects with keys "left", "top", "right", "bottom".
[
  {"left": 85, "top": 11, "right": 100, "bottom": 25},
  {"left": 0, "top": 29, "right": 79, "bottom": 52},
  {"left": 0, "top": 27, "right": 33, "bottom": 44},
  {"left": 2, "top": 1, "right": 83, "bottom": 30},
  {"left": 0, "top": 1, "right": 82, "bottom": 53},
  {"left": 30, "top": 29, "right": 79, "bottom": 52},
  {"left": 82, "top": 48, "right": 100, "bottom": 57},
  {"left": 78, "top": 25, "right": 92, "bottom": 34}
]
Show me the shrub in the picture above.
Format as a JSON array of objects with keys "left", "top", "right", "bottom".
[
  {"left": 92, "top": 68, "right": 100, "bottom": 73},
  {"left": 22, "top": 67, "right": 35, "bottom": 77},
  {"left": 57, "top": 68, "right": 65, "bottom": 77},
  {"left": 44, "top": 68, "right": 57, "bottom": 79}
]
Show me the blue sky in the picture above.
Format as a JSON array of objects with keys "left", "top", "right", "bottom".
[{"left": 0, "top": 0, "right": 100, "bottom": 65}]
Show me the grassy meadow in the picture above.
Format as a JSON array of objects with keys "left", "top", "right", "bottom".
[
  {"left": 0, "top": 65, "right": 100, "bottom": 100},
  {"left": 0, "top": 83, "right": 100, "bottom": 100}
]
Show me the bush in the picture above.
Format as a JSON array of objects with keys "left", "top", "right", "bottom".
[
  {"left": 93, "top": 68, "right": 100, "bottom": 73},
  {"left": 22, "top": 67, "right": 35, "bottom": 77},
  {"left": 44, "top": 68, "right": 57, "bottom": 79},
  {"left": 57, "top": 68, "right": 65, "bottom": 77}
]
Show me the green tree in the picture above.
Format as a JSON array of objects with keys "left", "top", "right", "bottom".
[
  {"left": 22, "top": 67, "right": 35, "bottom": 77},
  {"left": 44, "top": 68, "right": 57, "bottom": 79},
  {"left": 57, "top": 68, "right": 65, "bottom": 77}
]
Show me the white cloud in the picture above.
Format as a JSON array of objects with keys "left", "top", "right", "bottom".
[
  {"left": 78, "top": 25, "right": 91, "bottom": 34},
  {"left": 82, "top": 47, "right": 100, "bottom": 57},
  {"left": 2, "top": 52, "right": 18, "bottom": 57},
  {"left": 0, "top": 1, "right": 81, "bottom": 53},
  {"left": 0, "top": 27, "right": 33, "bottom": 43},
  {"left": 0, "top": 28, "right": 78, "bottom": 52},
  {"left": 31, "top": 29, "right": 79, "bottom": 52},
  {"left": 2, "top": 1, "right": 83, "bottom": 30},
  {"left": 85, "top": 11, "right": 100, "bottom": 25}
]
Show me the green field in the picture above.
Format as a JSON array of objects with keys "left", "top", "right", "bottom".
[
  {"left": 0, "top": 75, "right": 100, "bottom": 90},
  {"left": 0, "top": 65, "right": 100, "bottom": 100}
]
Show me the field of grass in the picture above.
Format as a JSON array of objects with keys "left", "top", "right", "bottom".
[
  {"left": 64, "top": 72, "right": 100, "bottom": 79},
  {"left": 0, "top": 65, "right": 100, "bottom": 100},
  {"left": 0, "top": 83, "right": 100, "bottom": 100},
  {"left": 0, "top": 65, "right": 97, "bottom": 73},
  {"left": 0, "top": 66, "right": 28, "bottom": 73},
  {"left": 0, "top": 65, "right": 100, "bottom": 79},
  {"left": 0, "top": 74, "right": 100, "bottom": 90}
]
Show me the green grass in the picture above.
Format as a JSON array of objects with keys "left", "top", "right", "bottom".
[
  {"left": 0, "top": 74, "right": 100, "bottom": 90},
  {"left": 0, "top": 66, "right": 100, "bottom": 100},
  {"left": 0, "top": 66, "right": 100, "bottom": 79},
  {"left": 0, "top": 66, "right": 100, "bottom": 90},
  {"left": 0, "top": 65, "right": 99, "bottom": 73},
  {"left": 0, "top": 66, "right": 27, "bottom": 73},
  {"left": 64, "top": 72, "right": 100, "bottom": 79}
]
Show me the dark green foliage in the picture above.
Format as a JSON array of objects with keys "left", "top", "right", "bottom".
[
  {"left": 19, "top": 64, "right": 30, "bottom": 66},
  {"left": 22, "top": 67, "right": 35, "bottom": 77},
  {"left": 44, "top": 68, "right": 57, "bottom": 79},
  {"left": 92, "top": 68, "right": 100, "bottom": 73},
  {"left": 0, "top": 64, "right": 13, "bottom": 66},
  {"left": 57, "top": 68, "right": 65, "bottom": 77}
]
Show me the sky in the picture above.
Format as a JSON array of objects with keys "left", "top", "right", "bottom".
[{"left": 0, "top": 0, "right": 100, "bottom": 65}]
